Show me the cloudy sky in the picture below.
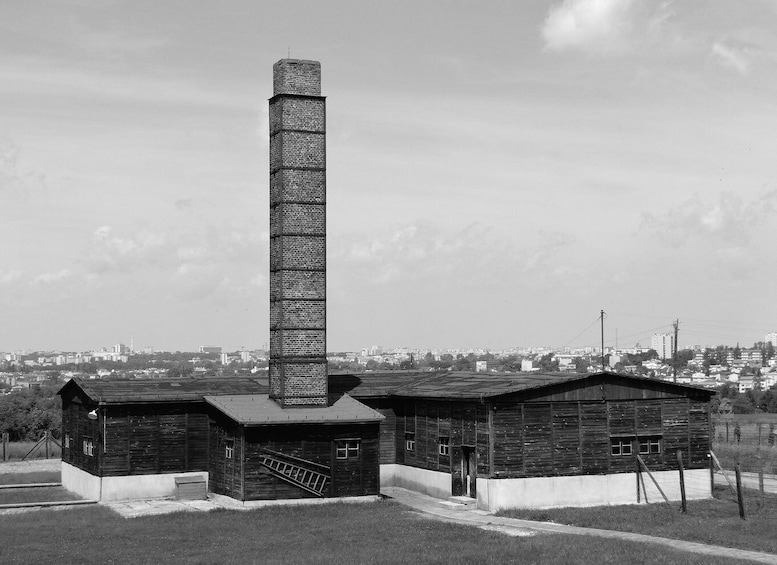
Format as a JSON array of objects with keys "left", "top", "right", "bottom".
[{"left": 2, "top": 1, "right": 776, "bottom": 353}]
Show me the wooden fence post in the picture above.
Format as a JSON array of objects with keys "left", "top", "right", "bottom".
[
  {"left": 757, "top": 449, "right": 765, "bottom": 508},
  {"left": 635, "top": 441, "right": 641, "bottom": 503},
  {"left": 2, "top": 432, "right": 7, "bottom": 462},
  {"left": 677, "top": 450, "right": 687, "bottom": 514},
  {"left": 735, "top": 464, "right": 746, "bottom": 520},
  {"left": 45, "top": 430, "right": 50, "bottom": 459}
]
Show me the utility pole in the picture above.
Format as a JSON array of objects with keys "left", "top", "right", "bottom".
[
  {"left": 673, "top": 319, "right": 679, "bottom": 383},
  {"left": 600, "top": 310, "right": 605, "bottom": 371}
]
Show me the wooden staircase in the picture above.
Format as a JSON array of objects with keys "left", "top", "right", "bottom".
[{"left": 258, "top": 450, "right": 330, "bottom": 497}]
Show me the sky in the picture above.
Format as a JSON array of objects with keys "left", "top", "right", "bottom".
[{"left": 1, "top": 0, "right": 777, "bottom": 353}]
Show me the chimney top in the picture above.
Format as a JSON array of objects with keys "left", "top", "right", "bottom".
[{"left": 273, "top": 59, "right": 321, "bottom": 96}]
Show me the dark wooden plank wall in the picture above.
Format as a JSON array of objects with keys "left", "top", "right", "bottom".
[
  {"left": 394, "top": 399, "right": 488, "bottom": 476},
  {"left": 369, "top": 399, "right": 396, "bottom": 465},
  {"left": 491, "top": 398, "right": 710, "bottom": 478},
  {"left": 101, "top": 404, "right": 209, "bottom": 477},
  {"left": 61, "top": 396, "right": 100, "bottom": 475},
  {"left": 237, "top": 423, "right": 380, "bottom": 501},
  {"left": 208, "top": 416, "right": 242, "bottom": 500}
]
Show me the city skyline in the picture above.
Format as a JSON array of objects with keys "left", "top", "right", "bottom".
[{"left": 2, "top": 2, "right": 777, "bottom": 352}]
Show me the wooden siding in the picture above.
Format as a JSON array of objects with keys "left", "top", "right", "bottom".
[
  {"left": 490, "top": 398, "right": 710, "bottom": 478},
  {"left": 208, "top": 416, "right": 243, "bottom": 499},
  {"left": 61, "top": 395, "right": 100, "bottom": 475},
  {"left": 208, "top": 421, "right": 380, "bottom": 501},
  {"left": 390, "top": 398, "right": 489, "bottom": 477}
]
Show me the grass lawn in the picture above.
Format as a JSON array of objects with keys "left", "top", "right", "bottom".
[
  {"left": 0, "top": 471, "right": 61, "bottom": 485},
  {"left": 0, "top": 486, "right": 80, "bottom": 505},
  {"left": 501, "top": 492, "right": 777, "bottom": 555},
  {"left": 0, "top": 501, "right": 756, "bottom": 565}
]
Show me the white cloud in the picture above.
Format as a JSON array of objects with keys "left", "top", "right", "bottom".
[
  {"left": 542, "top": 0, "right": 640, "bottom": 53},
  {"left": 0, "top": 270, "right": 22, "bottom": 284},
  {"left": 640, "top": 190, "right": 777, "bottom": 248},
  {"left": 711, "top": 41, "right": 751, "bottom": 75},
  {"left": 32, "top": 269, "right": 72, "bottom": 285}
]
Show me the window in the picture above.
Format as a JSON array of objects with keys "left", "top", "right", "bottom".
[
  {"left": 438, "top": 436, "right": 450, "bottom": 456},
  {"left": 225, "top": 439, "right": 234, "bottom": 459},
  {"left": 611, "top": 436, "right": 662, "bottom": 456},
  {"left": 639, "top": 436, "right": 661, "bottom": 455},
  {"left": 64, "top": 433, "right": 70, "bottom": 449},
  {"left": 335, "top": 439, "right": 360, "bottom": 459},
  {"left": 405, "top": 432, "right": 415, "bottom": 452},
  {"left": 610, "top": 438, "right": 632, "bottom": 456},
  {"left": 82, "top": 437, "right": 94, "bottom": 457}
]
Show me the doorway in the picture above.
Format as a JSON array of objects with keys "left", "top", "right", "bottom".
[{"left": 461, "top": 446, "right": 476, "bottom": 498}]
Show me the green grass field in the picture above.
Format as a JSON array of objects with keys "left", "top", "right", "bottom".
[
  {"left": 501, "top": 488, "right": 777, "bottom": 555},
  {"left": 0, "top": 501, "right": 757, "bottom": 565}
]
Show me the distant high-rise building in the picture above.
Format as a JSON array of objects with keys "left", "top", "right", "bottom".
[
  {"left": 765, "top": 332, "right": 777, "bottom": 347},
  {"left": 651, "top": 333, "right": 675, "bottom": 361}
]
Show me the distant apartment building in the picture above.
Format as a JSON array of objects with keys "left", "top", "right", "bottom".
[
  {"left": 728, "top": 349, "right": 763, "bottom": 367},
  {"left": 766, "top": 332, "right": 777, "bottom": 347},
  {"left": 651, "top": 333, "right": 675, "bottom": 361}
]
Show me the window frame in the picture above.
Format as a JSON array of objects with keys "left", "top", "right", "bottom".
[
  {"left": 335, "top": 439, "right": 361, "bottom": 460},
  {"left": 438, "top": 436, "right": 450, "bottom": 456},
  {"left": 405, "top": 432, "right": 415, "bottom": 452},
  {"left": 82, "top": 436, "right": 94, "bottom": 457},
  {"left": 225, "top": 438, "right": 234, "bottom": 459}
]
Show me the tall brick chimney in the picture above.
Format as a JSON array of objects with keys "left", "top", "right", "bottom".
[{"left": 268, "top": 59, "right": 327, "bottom": 407}]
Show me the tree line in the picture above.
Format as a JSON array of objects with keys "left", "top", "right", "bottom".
[{"left": 0, "top": 377, "right": 62, "bottom": 441}]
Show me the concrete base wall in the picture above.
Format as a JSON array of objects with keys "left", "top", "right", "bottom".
[
  {"left": 379, "top": 464, "right": 712, "bottom": 512},
  {"left": 380, "top": 464, "right": 451, "bottom": 500},
  {"left": 210, "top": 493, "right": 380, "bottom": 509},
  {"left": 62, "top": 462, "right": 209, "bottom": 502},
  {"left": 62, "top": 462, "right": 102, "bottom": 501},
  {"left": 480, "top": 469, "right": 712, "bottom": 512}
]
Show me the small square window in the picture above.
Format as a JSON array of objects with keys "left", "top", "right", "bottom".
[
  {"left": 438, "top": 436, "right": 450, "bottom": 456},
  {"left": 82, "top": 437, "right": 94, "bottom": 457},
  {"left": 405, "top": 433, "right": 415, "bottom": 452},
  {"left": 225, "top": 439, "right": 234, "bottom": 459},
  {"left": 639, "top": 436, "right": 661, "bottom": 454},
  {"left": 610, "top": 438, "right": 632, "bottom": 456},
  {"left": 336, "top": 439, "right": 360, "bottom": 459}
]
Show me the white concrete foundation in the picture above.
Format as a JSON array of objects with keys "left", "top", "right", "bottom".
[
  {"left": 380, "top": 464, "right": 451, "bottom": 500},
  {"left": 479, "top": 469, "right": 712, "bottom": 512},
  {"left": 380, "top": 464, "right": 712, "bottom": 512},
  {"left": 62, "top": 462, "right": 208, "bottom": 502}
]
